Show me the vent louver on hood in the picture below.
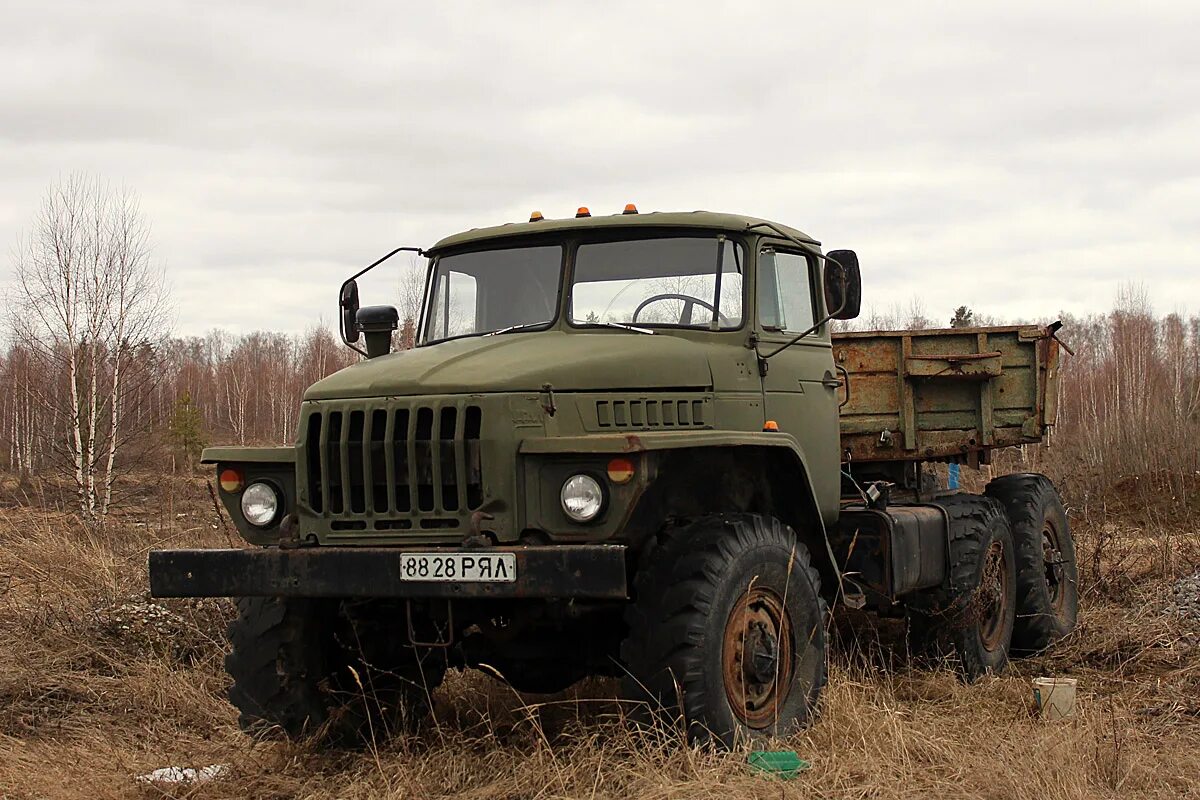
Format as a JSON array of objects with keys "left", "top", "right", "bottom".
[{"left": 594, "top": 396, "right": 710, "bottom": 429}]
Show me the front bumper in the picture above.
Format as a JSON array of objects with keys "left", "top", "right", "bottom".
[{"left": 148, "top": 544, "right": 628, "bottom": 600}]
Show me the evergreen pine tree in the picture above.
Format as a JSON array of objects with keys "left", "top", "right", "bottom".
[
  {"left": 950, "top": 306, "right": 975, "bottom": 327},
  {"left": 168, "top": 391, "right": 207, "bottom": 473}
]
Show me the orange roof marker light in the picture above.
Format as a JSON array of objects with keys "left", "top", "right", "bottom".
[
  {"left": 529, "top": 211, "right": 545, "bottom": 222},
  {"left": 576, "top": 207, "right": 591, "bottom": 218},
  {"left": 607, "top": 457, "right": 636, "bottom": 484},
  {"left": 763, "top": 420, "right": 780, "bottom": 432},
  {"left": 622, "top": 203, "right": 639, "bottom": 215}
]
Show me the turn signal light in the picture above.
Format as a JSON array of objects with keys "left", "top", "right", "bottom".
[
  {"left": 219, "top": 467, "right": 245, "bottom": 493},
  {"left": 622, "top": 203, "right": 639, "bottom": 215},
  {"left": 607, "top": 457, "right": 636, "bottom": 484},
  {"left": 576, "top": 207, "right": 591, "bottom": 218},
  {"left": 763, "top": 420, "right": 780, "bottom": 432},
  {"left": 529, "top": 210, "right": 545, "bottom": 222}
]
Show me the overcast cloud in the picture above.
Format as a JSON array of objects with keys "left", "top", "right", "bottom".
[{"left": 2, "top": 1, "right": 1197, "bottom": 335}]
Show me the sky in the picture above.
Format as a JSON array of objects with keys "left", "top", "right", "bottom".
[{"left": 1, "top": 1, "right": 1198, "bottom": 336}]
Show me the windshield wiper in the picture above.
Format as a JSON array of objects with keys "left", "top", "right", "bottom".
[
  {"left": 485, "top": 322, "right": 549, "bottom": 336},
  {"left": 579, "top": 321, "right": 656, "bottom": 335}
]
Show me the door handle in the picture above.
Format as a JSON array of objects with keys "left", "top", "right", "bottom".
[{"left": 822, "top": 368, "right": 851, "bottom": 408}]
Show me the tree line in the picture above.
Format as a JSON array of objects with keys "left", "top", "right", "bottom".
[
  {"left": 4, "top": 292, "right": 1196, "bottom": 499},
  {"left": 0, "top": 325, "right": 356, "bottom": 478}
]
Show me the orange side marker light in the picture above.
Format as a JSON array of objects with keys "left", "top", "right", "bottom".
[
  {"left": 763, "top": 420, "right": 780, "bottom": 432},
  {"left": 576, "top": 206, "right": 591, "bottom": 218},
  {"left": 219, "top": 467, "right": 245, "bottom": 493},
  {"left": 607, "top": 457, "right": 636, "bottom": 484}
]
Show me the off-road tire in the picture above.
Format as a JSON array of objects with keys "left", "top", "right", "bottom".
[
  {"left": 911, "top": 494, "right": 1017, "bottom": 680},
  {"left": 986, "top": 473, "right": 1078, "bottom": 653},
  {"left": 620, "top": 514, "right": 828, "bottom": 749},
  {"left": 225, "top": 597, "right": 446, "bottom": 743}
]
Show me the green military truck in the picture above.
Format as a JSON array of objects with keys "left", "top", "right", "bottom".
[{"left": 150, "top": 208, "right": 1076, "bottom": 747}]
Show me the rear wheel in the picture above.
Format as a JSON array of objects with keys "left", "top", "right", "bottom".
[
  {"left": 986, "top": 474, "right": 1078, "bottom": 652},
  {"left": 911, "top": 494, "right": 1016, "bottom": 680},
  {"left": 621, "top": 514, "right": 828, "bottom": 748}
]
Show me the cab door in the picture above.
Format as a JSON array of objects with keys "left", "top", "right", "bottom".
[{"left": 755, "top": 245, "right": 841, "bottom": 522}]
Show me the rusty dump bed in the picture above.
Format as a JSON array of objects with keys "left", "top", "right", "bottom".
[{"left": 831, "top": 324, "right": 1062, "bottom": 465}]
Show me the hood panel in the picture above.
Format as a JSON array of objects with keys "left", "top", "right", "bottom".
[{"left": 304, "top": 331, "right": 714, "bottom": 399}]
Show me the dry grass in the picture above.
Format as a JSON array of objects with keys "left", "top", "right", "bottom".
[{"left": 1, "top": 475, "right": 1198, "bottom": 800}]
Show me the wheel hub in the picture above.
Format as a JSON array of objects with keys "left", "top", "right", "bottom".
[
  {"left": 745, "top": 621, "right": 780, "bottom": 683},
  {"left": 978, "top": 539, "right": 1011, "bottom": 652},
  {"left": 723, "top": 587, "right": 794, "bottom": 729},
  {"left": 1042, "top": 522, "right": 1066, "bottom": 612}
]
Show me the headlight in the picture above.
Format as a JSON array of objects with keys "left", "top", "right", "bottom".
[
  {"left": 560, "top": 474, "right": 604, "bottom": 522},
  {"left": 241, "top": 482, "right": 280, "bottom": 528}
]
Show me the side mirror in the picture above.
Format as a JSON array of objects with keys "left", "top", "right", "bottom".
[
  {"left": 340, "top": 280, "right": 361, "bottom": 344},
  {"left": 356, "top": 305, "right": 399, "bottom": 359},
  {"left": 824, "top": 250, "right": 862, "bottom": 321}
]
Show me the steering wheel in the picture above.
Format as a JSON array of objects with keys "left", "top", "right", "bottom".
[{"left": 632, "top": 293, "right": 732, "bottom": 326}]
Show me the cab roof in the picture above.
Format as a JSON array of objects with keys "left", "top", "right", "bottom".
[{"left": 428, "top": 210, "right": 820, "bottom": 254}]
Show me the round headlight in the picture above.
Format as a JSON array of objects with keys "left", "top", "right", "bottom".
[
  {"left": 560, "top": 474, "right": 604, "bottom": 523},
  {"left": 241, "top": 482, "right": 280, "bottom": 528}
]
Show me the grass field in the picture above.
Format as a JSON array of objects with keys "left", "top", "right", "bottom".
[{"left": 0, "top": 474, "right": 1197, "bottom": 799}]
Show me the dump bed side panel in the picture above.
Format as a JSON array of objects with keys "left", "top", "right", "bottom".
[{"left": 832, "top": 325, "right": 1061, "bottom": 464}]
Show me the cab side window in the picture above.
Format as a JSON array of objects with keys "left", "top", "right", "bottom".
[{"left": 757, "top": 248, "right": 816, "bottom": 332}]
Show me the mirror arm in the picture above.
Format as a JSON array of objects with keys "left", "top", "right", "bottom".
[
  {"left": 347, "top": 246, "right": 426, "bottom": 284},
  {"left": 338, "top": 246, "right": 426, "bottom": 356}
]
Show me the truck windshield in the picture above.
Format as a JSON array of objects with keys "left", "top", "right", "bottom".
[
  {"left": 569, "top": 237, "right": 743, "bottom": 329},
  {"left": 421, "top": 245, "right": 563, "bottom": 344},
  {"left": 420, "top": 235, "right": 744, "bottom": 344}
]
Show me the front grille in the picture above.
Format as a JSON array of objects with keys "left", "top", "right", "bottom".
[{"left": 303, "top": 402, "right": 483, "bottom": 524}]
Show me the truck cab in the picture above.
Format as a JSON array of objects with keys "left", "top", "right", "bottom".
[{"left": 222, "top": 211, "right": 849, "bottom": 550}]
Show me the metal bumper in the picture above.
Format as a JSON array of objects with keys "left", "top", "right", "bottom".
[{"left": 148, "top": 545, "right": 628, "bottom": 600}]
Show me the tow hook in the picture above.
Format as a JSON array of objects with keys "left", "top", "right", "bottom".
[
  {"left": 407, "top": 599, "right": 454, "bottom": 648},
  {"left": 465, "top": 510, "right": 496, "bottom": 544},
  {"left": 277, "top": 514, "right": 302, "bottom": 549}
]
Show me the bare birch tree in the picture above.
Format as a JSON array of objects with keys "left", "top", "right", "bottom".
[
  {"left": 396, "top": 253, "right": 428, "bottom": 350},
  {"left": 8, "top": 174, "right": 170, "bottom": 521}
]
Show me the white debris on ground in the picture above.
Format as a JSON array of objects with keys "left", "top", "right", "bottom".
[
  {"left": 136, "top": 764, "right": 229, "bottom": 785},
  {"left": 1167, "top": 571, "right": 1200, "bottom": 623},
  {"left": 91, "top": 595, "right": 186, "bottom": 648}
]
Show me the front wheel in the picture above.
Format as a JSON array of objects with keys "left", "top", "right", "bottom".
[
  {"left": 225, "top": 597, "right": 446, "bottom": 743},
  {"left": 620, "top": 514, "right": 828, "bottom": 748}
]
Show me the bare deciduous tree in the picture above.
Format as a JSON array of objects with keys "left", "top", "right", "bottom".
[
  {"left": 396, "top": 253, "right": 429, "bottom": 350},
  {"left": 8, "top": 174, "right": 170, "bottom": 521}
]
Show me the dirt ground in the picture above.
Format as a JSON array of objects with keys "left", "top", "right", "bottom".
[{"left": 0, "top": 474, "right": 1197, "bottom": 799}]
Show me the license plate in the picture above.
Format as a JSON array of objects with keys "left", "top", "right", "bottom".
[{"left": 398, "top": 552, "right": 517, "bottom": 583}]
